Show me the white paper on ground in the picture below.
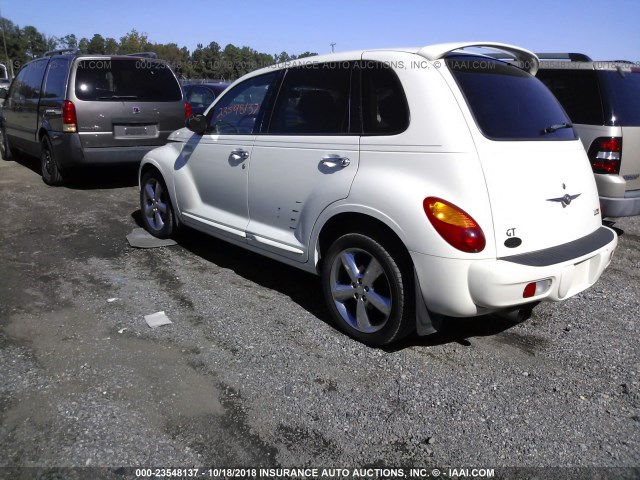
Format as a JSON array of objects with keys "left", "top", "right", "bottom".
[{"left": 144, "top": 311, "right": 173, "bottom": 328}]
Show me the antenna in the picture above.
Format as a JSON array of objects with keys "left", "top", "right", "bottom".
[{"left": 330, "top": 43, "right": 336, "bottom": 54}]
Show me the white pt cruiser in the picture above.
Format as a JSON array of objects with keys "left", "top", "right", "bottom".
[{"left": 139, "top": 42, "right": 618, "bottom": 346}]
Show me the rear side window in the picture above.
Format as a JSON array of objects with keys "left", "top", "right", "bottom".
[
  {"left": 75, "top": 58, "right": 182, "bottom": 102},
  {"left": 268, "top": 63, "right": 352, "bottom": 135},
  {"left": 536, "top": 69, "right": 605, "bottom": 125},
  {"left": 43, "top": 57, "right": 71, "bottom": 99},
  {"left": 361, "top": 62, "right": 409, "bottom": 135},
  {"left": 598, "top": 70, "right": 640, "bottom": 126},
  {"left": 447, "top": 55, "right": 576, "bottom": 140}
]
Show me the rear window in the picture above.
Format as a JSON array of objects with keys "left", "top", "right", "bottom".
[
  {"left": 536, "top": 69, "right": 605, "bottom": 125},
  {"left": 74, "top": 58, "right": 182, "bottom": 102},
  {"left": 447, "top": 55, "right": 576, "bottom": 140},
  {"left": 598, "top": 70, "right": 640, "bottom": 126}
]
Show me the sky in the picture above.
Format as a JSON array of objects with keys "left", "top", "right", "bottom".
[{"left": 2, "top": 0, "right": 639, "bottom": 61}]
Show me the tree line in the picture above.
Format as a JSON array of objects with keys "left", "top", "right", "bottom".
[{"left": 0, "top": 17, "right": 317, "bottom": 80}]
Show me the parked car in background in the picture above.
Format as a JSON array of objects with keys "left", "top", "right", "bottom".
[
  {"left": 0, "top": 50, "right": 187, "bottom": 185},
  {"left": 535, "top": 54, "right": 640, "bottom": 218},
  {"left": 139, "top": 42, "right": 617, "bottom": 346},
  {"left": 183, "top": 82, "right": 230, "bottom": 115},
  {"left": 0, "top": 78, "right": 10, "bottom": 107}
]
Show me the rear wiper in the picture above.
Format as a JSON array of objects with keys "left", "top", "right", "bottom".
[
  {"left": 97, "top": 95, "right": 139, "bottom": 100},
  {"left": 541, "top": 123, "right": 572, "bottom": 135}
]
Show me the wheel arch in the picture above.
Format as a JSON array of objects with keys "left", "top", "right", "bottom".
[{"left": 315, "top": 210, "right": 412, "bottom": 274}]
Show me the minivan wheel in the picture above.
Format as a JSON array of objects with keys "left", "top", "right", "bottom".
[
  {"left": 41, "top": 138, "right": 64, "bottom": 186},
  {"left": 0, "top": 127, "right": 13, "bottom": 160},
  {"left": 140, "top": 170, "right": 175, "bottom": 239},
  {"left": 322, "top": 233, "right": 414, "bottom": 347}
]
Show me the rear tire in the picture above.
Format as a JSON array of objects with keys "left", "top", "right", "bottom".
[
  {"left": 322, "top": 232, "right": 414, "bottom": 347},
  {"left": 140, "top": 170, "right": 176, "bottom": 239},
  {"left": 0, "top": 127, "right": 13, "bottom": 160},
  {"left": 41, "top": 137, "right": 64, "bottom": 186}
]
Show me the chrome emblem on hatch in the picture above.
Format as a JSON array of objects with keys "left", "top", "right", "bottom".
[
  {"left": 132, "top": 107, "right": 141, "bottom": 114},
  {"left": 546, "top": 193, "right": 581, "bottom": 208}
]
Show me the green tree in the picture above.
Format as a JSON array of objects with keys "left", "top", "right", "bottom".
[
  {"left": 59, "top": 34, "right": 78, "bottom": 50},
  {"left": 21, "top": 25, "right": 47, "bottom": 59},
  {"left": 104, "top": 38, "right": 118, "bottom": 54},
  {"left": 119, "top": 29, "right": 149, "bottom": 54},
  {"left": 86, "top": 34, "right": 105, "bottom": 54}
]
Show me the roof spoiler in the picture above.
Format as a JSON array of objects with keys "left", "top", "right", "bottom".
[{"left": 417, "top": 42, "right": 539, "bottom": 75}]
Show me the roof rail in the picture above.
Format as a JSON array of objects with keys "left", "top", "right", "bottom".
[
  {"left": 45, "top": 48, "right": 80, "bottom": 57},
  {"left": 536, "top": 53, "right": 593, "bottom": 62},
  {"left": 126, "top": 52, "right": 158, "bottom": 59}
]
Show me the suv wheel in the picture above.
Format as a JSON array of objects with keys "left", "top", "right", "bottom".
[
  {"left": 140, "top": 170, "right": 176, "bottom": 239},
  {"left": 0, "top": 127, "right": 12, "bottom": 160},
  {"left": 41, "top": 137, "right": 64, "bottom": 186},
  {"left": 322, "top": 233, "right": 414, "bottom": 346}
]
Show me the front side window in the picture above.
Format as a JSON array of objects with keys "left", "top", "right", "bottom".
[
  {"left": 447, "top": 55, "right": 576, "bottom": 140},
  {"left": 268, "top": 63, "right": 352, "bottom": 135},
  {"left": 75, "top": 58, "right": 182, "bottom": 101},
  {"left": 209, "top": 72, "right": 277, "bottom": 134}
]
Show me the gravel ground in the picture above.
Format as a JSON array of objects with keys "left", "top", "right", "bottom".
[{"left": 0, "top": 157, "right": 638, "bottom": 479}]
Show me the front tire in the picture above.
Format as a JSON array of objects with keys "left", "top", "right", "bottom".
[
  {"left": 322, "top": 233, "right": 414, "bottom": 346},
  {"left": 140, "top": 170, "right": 176, "bottom": 239},
  {"left": 41, "top": 137, "right": 64, "bottom": 186}
]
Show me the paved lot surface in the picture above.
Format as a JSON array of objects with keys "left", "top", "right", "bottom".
[{"left": 0, "top": 157, "right": 638, "bottom": 478}]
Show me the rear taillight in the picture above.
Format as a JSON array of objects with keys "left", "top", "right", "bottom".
[
  {"left": 62, "top": 100, "right": 77, "bottom": 133},
  {"left": 424, "top": 197, "right": 486, "bottom": 253},
  {"left": 185, "top": 102, "right": 192, "bottom": 118},
  {"left": 587, "top": 137, "right": 621, "bottom": 174}
]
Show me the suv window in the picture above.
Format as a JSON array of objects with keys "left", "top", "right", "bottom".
[
  {"left": 209, "top": 72, "right": 277, "bottom": 134},
  {"left": 12, "top": 59, "right": 48, "bottom": 101},
  {"left": 536, "top": 69, "right": 605, "bottom": 125},
  {"left": 361, "top": 62, "right": 409, "bottom": 135},
  {"left": 268, "top": 63, "right": 352, "bottom": 135},
  {"left": 447, "top": 55, "right": 576, "bottom": 140},
  {"left": 598, "top": 70, "right": 640, "bottom": 126},
  {"left": 43, "top": 57, "right": 71, "bottom": 99},
  {"left": 75, "top": 58, "right": 182, "bottom": 102}
]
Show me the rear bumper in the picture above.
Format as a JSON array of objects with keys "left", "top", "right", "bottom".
[
  {"left": 600, "top": 190, "right": 640, "bottom": 218},
  {"left": 49, "top": 132, "right": 162, "bottom": 169},
  {"left": 411, "top": 226, "right": 618, "bottom": 317}
]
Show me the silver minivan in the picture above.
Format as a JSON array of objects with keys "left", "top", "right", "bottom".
[{"left": 0, "top": 50, "right": 186, "bottom": 185}]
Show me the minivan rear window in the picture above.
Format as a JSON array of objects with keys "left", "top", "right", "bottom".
[
  {"left": 75, "top": 58, "right": 182, "bottom": 102},
  {"left": 447, "top": 55, "right": 576, "bottom": 140},
  {"left": 598, "top": 70, "right": 640, "bottom": 126}
]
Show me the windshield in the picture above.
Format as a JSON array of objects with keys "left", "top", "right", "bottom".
[
  {"left": 599, "top": 70, "right": 640, "bottom": 126},
  {"left": 446, "top": 55, "right": 576, "bottom": 140},
  {"left": 75, "top": 58, "right": 182, "bottom": 102}
]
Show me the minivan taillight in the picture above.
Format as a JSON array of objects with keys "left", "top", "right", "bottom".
[
  {"left": 423, "top": 197, "right": 486, "bottom": 253},
  {"left": 587, "top": 137, "right": 621, "bottom": 174},
  {"left": 62, "top": 100, "right": 77, "bottom": 133},
  {"left": 185, "top": 102, "right": 192, "bottom": 119}
]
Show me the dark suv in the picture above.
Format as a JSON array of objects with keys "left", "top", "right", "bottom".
[
  {"left": 0, "top": 50, "right": 186, "bottom": 185},
  {"left": 535, "top": 53, "right": 640, "bottom": 218}
]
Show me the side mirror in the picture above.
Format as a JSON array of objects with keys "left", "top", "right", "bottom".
[{"left": 186, "top": 114, "right": 208, "bottom": 135}]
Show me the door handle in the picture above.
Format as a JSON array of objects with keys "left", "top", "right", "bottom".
[
  {"left": 44, "top": 109, "right": 61, "bottom": 116},
  {"left": 230, "top": 149, "right": 250, "bottom": 160},
  {"left": 320, "top": 156, "right": 350, "bottom": 168}
]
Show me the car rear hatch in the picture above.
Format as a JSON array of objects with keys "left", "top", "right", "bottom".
[
  {"left": 72, "top": 57, "right": 184, "bottom": 149},
  {"left": 444, "top": 53, "right": 603, "bottom": 258}
]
